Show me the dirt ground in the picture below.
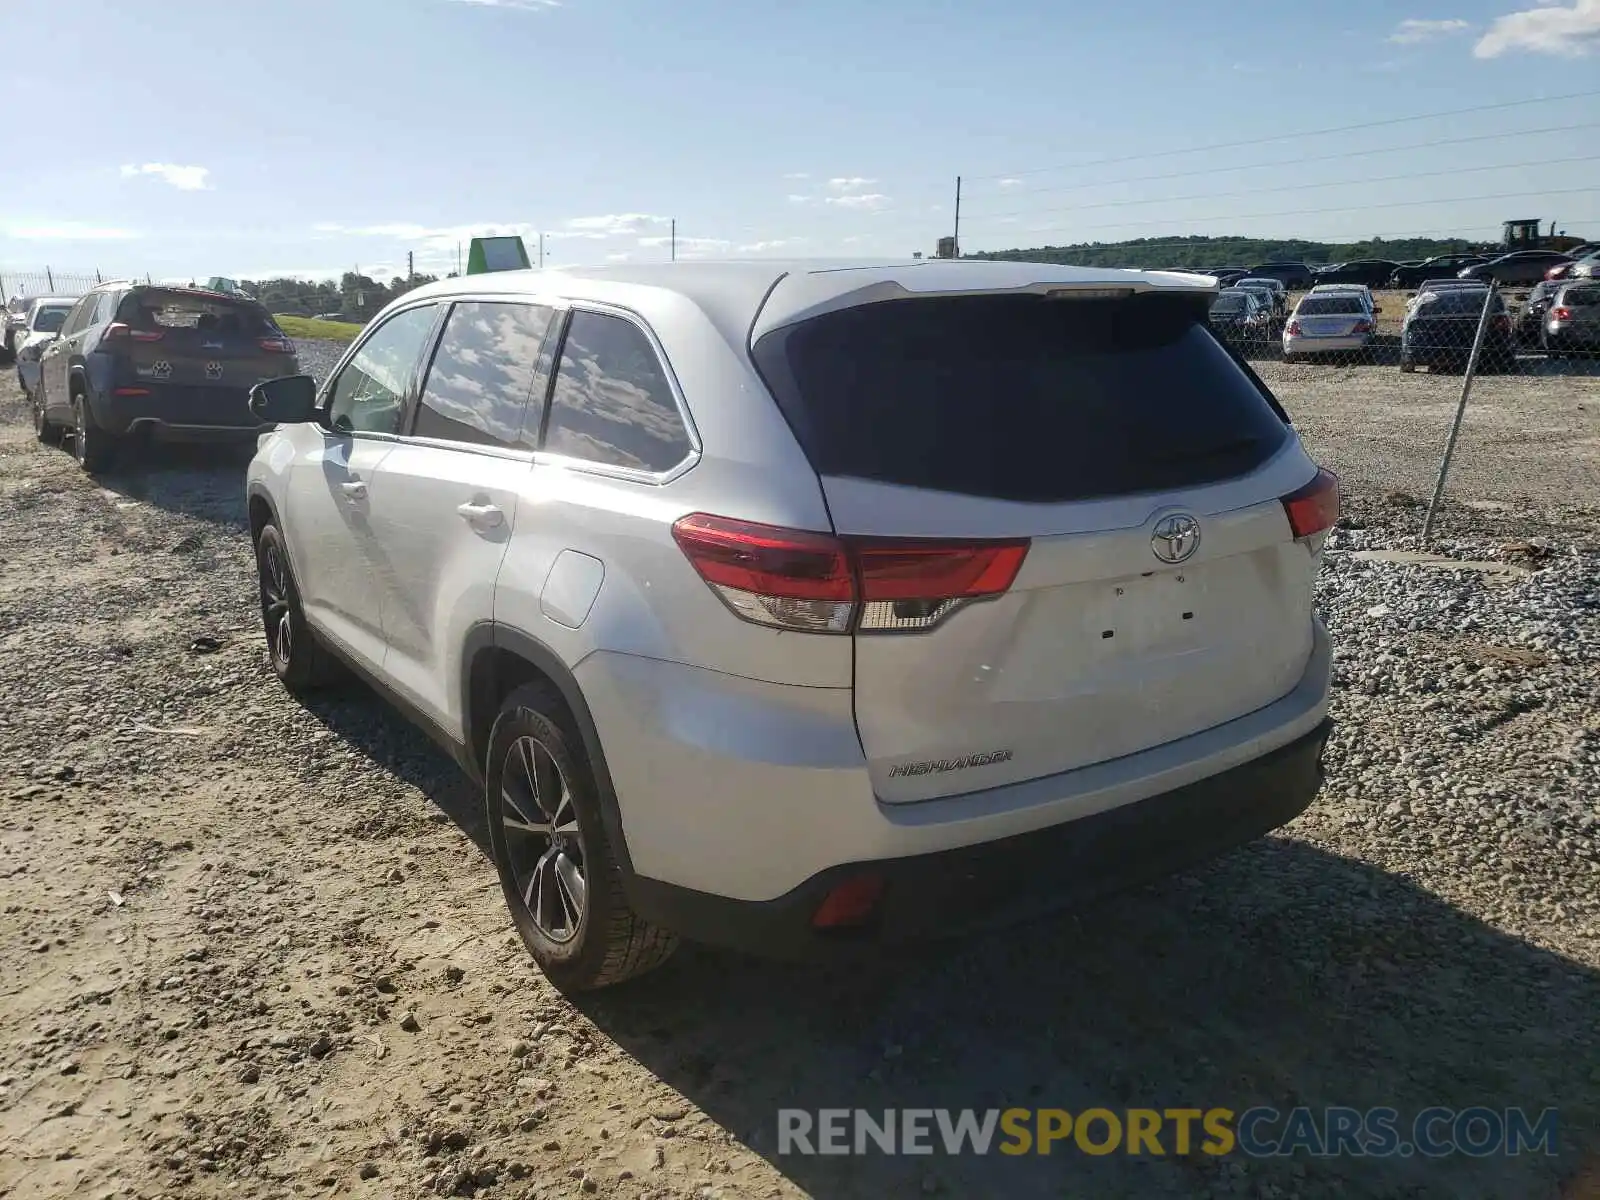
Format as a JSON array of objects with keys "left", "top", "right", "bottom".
[{"left": 1, "top": 361, "right": 1597, "bottom": 1200}]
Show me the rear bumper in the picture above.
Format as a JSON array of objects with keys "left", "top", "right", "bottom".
[
  {"left": 1284, "top": 334, "right": 1369, "bottom": 354},
  {"left": 90, "top": 383, "right": 270, "bottom": 440},
  {"left": 630, "top": 717, "right": 1331, "bottom": 957},
  {"left": 580, "top": 619, "right": 1333, "bottom": 943}
]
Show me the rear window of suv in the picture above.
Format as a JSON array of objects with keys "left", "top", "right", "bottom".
[
  {"left": 116, "top": 289, "right": 277, "bottom": 335},
  {"left": 751, "top": 291, "right": 1291, "bottom": 504}
]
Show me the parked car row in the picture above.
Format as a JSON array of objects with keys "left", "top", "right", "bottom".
[
  {"left": 1208, "top": 274, "right": 1596, "bottom": 368},
  {"left": 1180, "top": 245, "right": 1600, "bottom": 293},
  {"left": 23, "top": 279, "right": 299, "bottom": 471}
]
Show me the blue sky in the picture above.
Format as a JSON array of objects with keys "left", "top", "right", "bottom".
[{"left": 3, "top": 0, "right": 1598, "bottom": 283}]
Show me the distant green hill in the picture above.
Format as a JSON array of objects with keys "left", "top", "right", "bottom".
[{"left": 966, "top": 234, "right": 1490, "bottom": 270}]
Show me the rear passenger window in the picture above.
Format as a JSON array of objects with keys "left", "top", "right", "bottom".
[
  {"left": 542, "top": 311, "right": 692, "bottom": 473},
  {"left": 414, "top": 301, "right": 555, "bottom": 448}
]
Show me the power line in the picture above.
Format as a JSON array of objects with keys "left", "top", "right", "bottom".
[
  {"left": 958, "top": 187, "right": 1600, "bottom": 238},
  {"left": 957, "top": 122, "right": 1600, "bottom": 209},
  {"left": 967, "top": 89, "right": 1600, "bottom": 183},
  {"left": 963, "top": 156, "right": 1600, "bottom": 223}
]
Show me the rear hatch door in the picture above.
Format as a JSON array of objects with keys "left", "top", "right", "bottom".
[
  {"left": 753, "top": 282, "right": 1326, "bottom": 804},
  {"left": 116, "top": 289, "right": 296, "bottom": 407}
]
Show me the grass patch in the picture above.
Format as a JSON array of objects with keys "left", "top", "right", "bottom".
[{"left": 274, "top": 314, "right": 365, "bottom": 343}]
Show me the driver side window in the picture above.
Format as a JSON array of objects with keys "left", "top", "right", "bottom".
[{"left": 326, "top": 305, "right": 438, "bottom": 435}]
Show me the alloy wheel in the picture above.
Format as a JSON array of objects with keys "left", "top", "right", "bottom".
[
  {"left": 499, "top": 735, "right": 586, "bottom": 943},
  {"left": 258, "top": 541, "right": 294, "bottom": 669}
]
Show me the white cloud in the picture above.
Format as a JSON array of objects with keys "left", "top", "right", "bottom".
[
  {"left": 783, "top": 172, "right": 810, "bottom": 180},
  {"left": 997, "top": 178, "right": 1024, "bottom": 189},
  {"left": 3, "top": 221, "right": 138, "bottom": 240},
  {"left": 1388, "top": 17, "right": 1471, "bottom": 42},
  {"left": 120, "top": 163, "right": 212, "bottom": 191},
  {"left": 637, "top": 235, "right": 728, "bottom": 250},
  {"left": 564, "top": 213, "right": 669, "bottom": 235},
  {"left": 1475, "top": 0, "right": 1600, "bottom": 55},
  {"left": 825, "top": 193, "right": 891, "bottom": 211},
  {"left": 446, "top": 0, "right": 559, "bottom": 10},
  {"left": 828, "top": 177, "right": 876, "bottom": 192},
  {"left": 737, "top": 238, "right": 804, "bottom": 252},
  {"left": 787, "top": 194, "right": 813, "bottom": 205}
]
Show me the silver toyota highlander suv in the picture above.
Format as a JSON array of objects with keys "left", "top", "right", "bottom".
[{"left": 245, "top": 260, "right": 1337, "bottom": 991}]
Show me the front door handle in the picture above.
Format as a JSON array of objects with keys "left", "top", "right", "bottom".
[
  {"left": 456, "top": 501, "right": 504, "bottom": 530},
  {"left": 340, "top": 480, "right": 368, "bottom": 502}
]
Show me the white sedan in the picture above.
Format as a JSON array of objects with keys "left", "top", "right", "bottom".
[
  {"left": 1283, "top": 292, "right": 1376, "bottom": 362},
  {"left": 12, "top": 297, "right": 76, "bottom": 400}
]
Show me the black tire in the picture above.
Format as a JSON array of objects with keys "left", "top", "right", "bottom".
[
  {"left": 254, "top": 523, "right": 343, "bottom": 692},
  {"left": 72, "top": 392, "right": 119, "bottom": 474},
  {"left": 32, "top": 390, "right": 61, "bottom": 444},
  {"left": 485, "top": 681, "right": 677, "bottom": 991}
]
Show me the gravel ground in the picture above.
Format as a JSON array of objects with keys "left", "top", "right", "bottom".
[{"left": 1, "top": 345, "right": 1597, "bottom": 1200}]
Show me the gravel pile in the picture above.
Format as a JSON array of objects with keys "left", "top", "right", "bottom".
[{"left": 0, "top": 365, "right": 1596, "bottom": 1199}]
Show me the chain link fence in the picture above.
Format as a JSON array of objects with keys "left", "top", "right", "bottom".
[
  {"left": 1201, "top": 268, "right": 1600, "bottom": 539},
  {"left": 0, "top": 268, "right": 117, "bottom": 301}
]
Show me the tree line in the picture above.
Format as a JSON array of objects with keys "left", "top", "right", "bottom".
[
  {"left": 966, "top": 234, "right": 1488, "bottom": 270},
  {"left": 239, "top": 271, "right": 450, "bottom": 323}
]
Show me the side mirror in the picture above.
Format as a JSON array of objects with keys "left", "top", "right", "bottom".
[
  {"left": 250, "top": 374, "right": 319, "bottom": 424},
  {"left": 1373, "top": 306, "right": 1383, "bottom": 314}
]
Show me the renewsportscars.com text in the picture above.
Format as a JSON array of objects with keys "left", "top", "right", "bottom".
[{"left": 777, "top": 1106, "right": 1558, "bottom": 1158}]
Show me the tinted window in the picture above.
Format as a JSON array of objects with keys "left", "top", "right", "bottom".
[
  {"left": 118, "top": 289, "right": 275, "bottom": 334},
  {"left": 326, "top": 305, "right": 438, "bottom": 435},
  {"left": 1414, "top": 290, "right": 1501, "bottom": 315},
  {"left": 1211, "top": 296, "right": 1247, "bottom": 313},
  {"left": 414, "top": 301, "right": 555, "bottom": 448},
  {"left": 542, "top": 310, "right": 692, "bottom": 472},
  {"left": 1564, "top": 287, "right": 1600, "bottom": 307},
  {"left": 1298, "top": 297, "right": 1364, "bottom": 315},
  {"left": 752, "top": 292, "right": 1290, "bottom": 504}
]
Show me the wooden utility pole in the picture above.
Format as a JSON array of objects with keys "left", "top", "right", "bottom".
[{"left": 671, "top": 219, "right": 676, "bottom": 262}]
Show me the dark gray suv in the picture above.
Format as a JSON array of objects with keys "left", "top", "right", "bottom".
[{"left": 33, "top": 282, "right": 299, "bottom": 471}]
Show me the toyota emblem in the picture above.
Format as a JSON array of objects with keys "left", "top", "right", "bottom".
[{"left": 1151, "top": 513, "right": 1201, "bottom": 564}]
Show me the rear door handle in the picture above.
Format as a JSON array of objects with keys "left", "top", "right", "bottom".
[
  {"left": 340, "top": 480, "right": 368, "bottom": 501},
  {"left": 456, "top": 501, "right": 504, "bottom": 530}
]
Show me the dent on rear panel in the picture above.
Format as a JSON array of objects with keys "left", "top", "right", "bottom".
[{"left": 539, "top": 550, "right": 605, "bottom": 630}]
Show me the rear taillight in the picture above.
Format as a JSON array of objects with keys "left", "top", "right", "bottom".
[
  {"left": 1286, "top": 321, "right": 1301, "bottom": 336},
  {"left": 671, "top": 513, "right": 1029, "bottom": 635},
  {"left": 1493, "top": 314, "right": 1511, "bottom": 331},
  {"left": 103, "top": 322, "right": 163, "bottom": 343},
  {"left": 259, "top": 336, "right": 294, "bottom": 353},
  {"left": 1353, "top": 319, "right": 1374, "bottom": 334},
  {"left": 1281, "top": 468, "right": 1340, "bottom": 540},
  {"left": 1551, "top": 306, "right": 1572, "bottom": 320}
]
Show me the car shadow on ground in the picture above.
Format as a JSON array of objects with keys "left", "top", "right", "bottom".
[
  {"left": 71, "top": 439, "right": 253, "bottom": 531},
  {"left": 293, "top": 685, "right": 1600, "bottom": 1200},
  {"left": 578, "top": 844, "right": 1600, "bottom": 1200}
]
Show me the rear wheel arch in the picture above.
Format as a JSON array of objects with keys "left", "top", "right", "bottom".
[
  {"left": 463, "top": 624, "right": 638, "bottom": 884},
  {"left": 247, "top": 488, "right": 279, "bottom": 544}
]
